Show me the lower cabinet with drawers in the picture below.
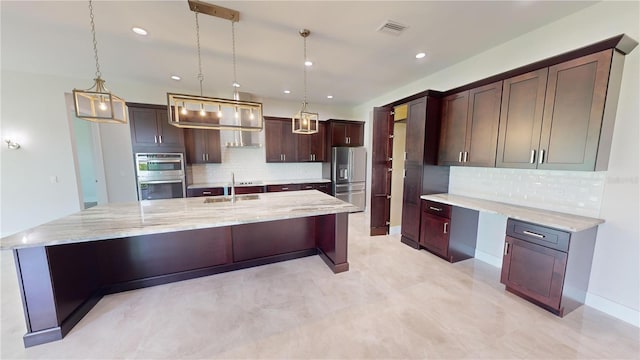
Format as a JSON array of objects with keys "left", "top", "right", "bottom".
[
  {"left": 188, "top": 181, "right": 332, "bottom": 197},
  {"left": 500, "top": 218, "right": 597, "bottom": 316},
  {"left": 419, "top": 200, "right": 479, "bottom": 263},
  {"left": 186, "top": 187, "right": 225, "bottom": 197}
]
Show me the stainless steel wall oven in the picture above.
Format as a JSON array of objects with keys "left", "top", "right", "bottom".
[{"left": 135, "top": 153, "right": 186, "bottom": 200}]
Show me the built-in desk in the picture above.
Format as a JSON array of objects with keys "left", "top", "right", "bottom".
[{"left": 419, "top": 193, "right": 603, "bottom": 317}]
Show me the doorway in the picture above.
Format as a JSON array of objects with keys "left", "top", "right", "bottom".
[{"left": 65, "top": 94, "right": 109, "bottom": 209}]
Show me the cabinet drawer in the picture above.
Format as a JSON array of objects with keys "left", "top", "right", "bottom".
[
  {"left": 506, "top": 219, "right": 570, "bottom": 252},
  {"left": 422, "top": 200, "right": 452, "bottom": 218},
  {"left": 187, "top": 187, "right": 224, "bottom": 197},
  {"left": 266, "top": 184, "right": 302, "bottom": 192}
]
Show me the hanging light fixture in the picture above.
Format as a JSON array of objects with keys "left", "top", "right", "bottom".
[
  {"left": 72, "top": 0, "right": 127, "bottom": 124},
  {"left": 292, "top": 29, "right": 319, "bottom": 135},
  {"left": 168, "top": 0, "right": 263, "bottom": 132}
]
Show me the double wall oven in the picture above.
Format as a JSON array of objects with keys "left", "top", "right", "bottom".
[{"left": 135, "top": 153, "right": 186, "bottom": 200}]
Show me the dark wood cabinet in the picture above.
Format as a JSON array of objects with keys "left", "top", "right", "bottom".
[
  {"left": 233, "top": 185, "right": 265, "bottom": 195},
  {"left": 296, "top": 121, "right": 326, "bottom": 162},
  {"left": 266, "top": 184, "right": 302, "bottom": 192},
  {"left": 496, "top": 68, "right": 548, "bottom": 168},
  {"left": 327, "top": 119, "right": 364, "bottom": 147},
  {"left": 399, "top": 95, "right": 450, "bottom": 248},
  {"left": 370, "top": 107, "right": 393, "bottom": 236},
  {"left": 310, "top": 182, "right": 331, "bottom": 194},
  {"left": 186, "top": 187, "right": 225, "bottom": 197},
  {"left": 438, "top": 81, "right": 502, "bottom": 167},
  {"left": 184, "top": 128, "right": 221, "bottom": 164},
  {"left": 500, "top": 219, "right": 597, "bottom": 316},
  {"left": 265, "top": 117, "right": 297, "bottom": 162},
  {"left": 538, "top": 50, "right": 613, "bottom": 171},
  {"left": 419, "top": 200, "right": 478, "bottom": 262},
  {"left": 128, "top": 103, "right": 184, "bottom": 152}
]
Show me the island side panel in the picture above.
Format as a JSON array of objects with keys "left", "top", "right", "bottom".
[
  {"left": 232, "top": 217, "right": 316, "bottom": 262},
  {"left": 316, "top": 213, "right": 349, "bottom": 273}
]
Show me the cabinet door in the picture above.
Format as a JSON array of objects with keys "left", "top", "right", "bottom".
[
  {"left": 464, "top": 81, "right": 502, "bottom": 167},
  {"left": 501, "top": 236, "right": 567, "bottom": 311},
  {"left": 539, "top": 50, "right": 612, "bottom": 171},
  {"left": 405, "top": 97, "right": 426, "bottom": 162},
  {"left": 265, "top": 118, "right": 296, "bottom": 162},
  {"left": 312, "top": 182, "right": 331, "bottom": 194},
  {"left": 129, "top": 107, "right": 160, "bottom": 147},
  {"left": 266, "top": 184, "right": 302, "bottom": 192},
  {"left": 370, "top": 107, "right": 393, "bottom": 236},
  {"left": 156, "top": 109, "right": 184, "bottom": 147},
  {"left": 310, "top": 122, "right": 327, "bottom": 161},
  {"left": 419, "top": 213, "right": 449, "bottom": 259},
  {"left": 346, "top": 123, "right": 364, "bottom": 146},
  {"left": 400, "top": 162, "right": 423, "bottom": 243},
  {"left": 331, "top": 122, "right": 348, "bottom": 146},
  {"left": 184, "top": 129, "right": 206, "bottom": 164},
  {"left": 296, "top": 132, "right": 313, "bottom": 162},
  {"left": 497, "top": 69, "right": 548, "bottom": 168},
  {"left": 438, "top": 91, "right": 469, "bottom": 166}
]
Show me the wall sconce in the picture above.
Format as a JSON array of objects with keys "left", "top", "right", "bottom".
[{"left": 5, "top": 139, "right": 21, "bottom": 150}]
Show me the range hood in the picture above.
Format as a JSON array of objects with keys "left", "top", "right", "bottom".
[{"left": 225, "top": 91, "right": 263, "bottom": 148}]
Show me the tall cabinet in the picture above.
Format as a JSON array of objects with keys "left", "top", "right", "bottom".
[{"left": 400, "top": 94, "right": 450, "bottom": 249}]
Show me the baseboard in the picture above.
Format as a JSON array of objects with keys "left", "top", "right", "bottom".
[
  {"left": 389, "top": 226, "right": 401, "bottom": 235},
  {"left": 474, "top": 249, "right": 502, "bottom": 268},
  {"left": 585, "top": 293, "right": 640, "bottom": 327}
]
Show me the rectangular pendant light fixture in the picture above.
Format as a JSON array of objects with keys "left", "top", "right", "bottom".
[{"left": 167, "top": 93, "right": 263, "bottom": 131}]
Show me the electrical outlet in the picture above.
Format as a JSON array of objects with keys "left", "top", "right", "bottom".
[{"left": 49, "top": 175, "right": 58, "bottom": 184}]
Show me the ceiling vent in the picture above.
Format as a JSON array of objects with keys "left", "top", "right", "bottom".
[{"left": 376, "top": 20, "right": 408, "bottom": 36}]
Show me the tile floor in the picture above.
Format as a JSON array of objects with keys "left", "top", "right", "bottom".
[{"left": 1, "top": 212, "right": 638, "bottom": 359}]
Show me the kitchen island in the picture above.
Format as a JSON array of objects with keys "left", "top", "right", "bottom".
[{"left": 1, "top": 190, "right": 358, "bottom": 348}]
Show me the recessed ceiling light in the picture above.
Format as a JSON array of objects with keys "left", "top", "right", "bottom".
[
  {"left": 304, "top": 60, "right": 313, "bottom": 67},
  {"left": 171, "top": 75, "right": 181, "bottom": 81},
  {"left": 284, "top": 90, "right": 291, "bottom": 94},
  {"left": 415, "top": 52, "right": 426, "bottom": 59},
  {"left": 327, "top": 95, "right": 333, "bottom": 99},
  {"left": 132, "top": 27, "right": 148, "bottom": 36}
]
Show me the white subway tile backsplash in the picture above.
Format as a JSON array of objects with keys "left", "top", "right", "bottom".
[{"left": 449, "top": 167, "right": 605, "bottom": 218}]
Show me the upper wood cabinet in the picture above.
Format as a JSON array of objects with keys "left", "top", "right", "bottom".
[
  {"left": 128, "top": 103, "right": 184, "bottom": 152},
  {"left": 327, "top": 119, "right": 364, "bottom": 147},
  {"left": 497, "top": 49, "right": 618, "bottom": 171},
  {"left": 265, "top": 117, "right": 297, "bottom": 162},
  {"left": 539, "top": 50, "right": 614, "bottom": 171},
  {"left": 184, "top": 128, "right": 221, "bottom": 164},
  {"left": 296, "top": 121, "right": 327, "bottom": 162},
  {"left": 496, "top": 68, "right": 548, "bottom": 169},
  {"left": 438, "top": 81, "right": 502, "bottom": 167}
]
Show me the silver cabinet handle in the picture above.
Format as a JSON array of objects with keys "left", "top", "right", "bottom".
[
  {"left": 530, "top": 149, "right": 536, "bottom": 164},
  {"left": 282, "top": 187, "right": 289, "bottom": 190},
  {"left": 463, "top": 151, "right": 469, "bottom": 162},
  {"left": 387, "top": 168, "right": 393, "bottom": 172},
  {"left": 458, "top": 151, "right": 463, "bottom": 163},
  {"left": 386, "top": 195, "right": 391, "bottom": 199},
  {"left": 283, "top": 154, "right": 286, "bottom": 161},
  {"left": 539, "top": 149, "right": 545, "bottom": 164},
  {"left": 523, "top": 230, "right": 545, "bottom": 238},
  {"left": 159, "top": 135, "right": 163, "bottom": 143},
  {"left": 429, "top": 206, "right": 442, "bottom": 212},
  {"left": 202, "top": 153, "right": 206, "bottom": 161},
  {"left": 154, "top": 135, "right": 158, "bottom": 144},
  {"left": 404, "top": 152, "right": 407, "bottom": 161},
  {"left": 403, "top": 169, "right": 406, "bottom": 178},
  {"left": 443, "top": 222, "right": 448, "bottom": 234},
  {"left": 504, "top": 242, "right": 509, "bottom": 256},
  {"left": 202, "top": 191, "right": 212, "bottom": 195},
  {"left": 206, "top": 153, "right": 209, "bottom": 161}
]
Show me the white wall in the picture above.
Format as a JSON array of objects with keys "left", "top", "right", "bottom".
[{"left": 354, "top": 1, "right": 639, "bottom": 326}]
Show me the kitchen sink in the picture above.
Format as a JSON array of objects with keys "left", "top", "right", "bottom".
[{"left": 203, "top": 194, "right": 260, "bottom": 203}]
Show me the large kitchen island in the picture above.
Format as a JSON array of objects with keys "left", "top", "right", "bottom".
[{"left": 0, "top": 190, "right": 358, "bottom": 348}]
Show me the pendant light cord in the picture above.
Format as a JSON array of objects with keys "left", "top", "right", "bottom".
[
  {"left": 88, "top": 0, "right": 101, "bottom": 79},
  {"left": 303, "top": 34, "right": 308, "bottom": 107},
  {"left": 195, "top": 12, "right": 204, "bottom": 96},
  {"left": 232, "top": 21, "right": 238, "bottom": 90}
]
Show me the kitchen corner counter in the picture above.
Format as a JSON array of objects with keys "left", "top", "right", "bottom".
[
  {"left": 421, "top": 193, "right": 604, "bottom": 232},
  {"left": 1, "top": 190, "right": 357, "bottom": 250}
]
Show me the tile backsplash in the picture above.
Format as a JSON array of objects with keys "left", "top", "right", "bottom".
[
  {"left": 188, "top": 146, "right": 322, "bottom": 184},
  {"left": 449, "top": 167, "right": 606, "bottom": 218}
]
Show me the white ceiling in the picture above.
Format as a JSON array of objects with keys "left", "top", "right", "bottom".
[{"left": 1, "top": 1, "right": 598, "bottom": 107}]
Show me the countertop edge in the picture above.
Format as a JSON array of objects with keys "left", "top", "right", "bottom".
[
  {"left": 420, "top": 193, "right": 604, "bottom": 233},
  {"left": 188, "top": 178, "right": 331, "bottom": 189}
]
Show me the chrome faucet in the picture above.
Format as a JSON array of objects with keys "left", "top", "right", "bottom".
[{"left": 230, "top": 172, "right": 236, "bottom": 203}]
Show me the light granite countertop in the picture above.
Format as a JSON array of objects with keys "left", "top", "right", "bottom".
[
  {"left": 188, "top": 178, "right": 331, "bottom": 189},
  {"left": 421, "top": 193, "right": 604, "bottom": 232},
  {"left": 1, "top": 190, "right": 358, "bottom": 250}
]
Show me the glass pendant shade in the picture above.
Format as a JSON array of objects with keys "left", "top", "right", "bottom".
[
  {"left": 167, "top": 93, "right": 263, "bottom": 131},
  {"left": 73, "top": 77, "right": 127, "bottom": 124},
  {"left": 292, "top": 103, "right": 319, "bottom": 134}
]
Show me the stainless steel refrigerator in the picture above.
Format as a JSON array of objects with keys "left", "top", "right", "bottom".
[{"left": 331, "top": 147, "right": 366, "bottom": 211}]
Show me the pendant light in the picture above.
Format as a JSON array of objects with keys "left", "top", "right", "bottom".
[
  {"left": 72, "top": 0, "right": 127, "bottom": 124},
  {"left": 292, "top": 29, "right": 319, "bottom": 135},
  {"left": 168, "top": 0, "right": 263, "bottom": 132}
]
